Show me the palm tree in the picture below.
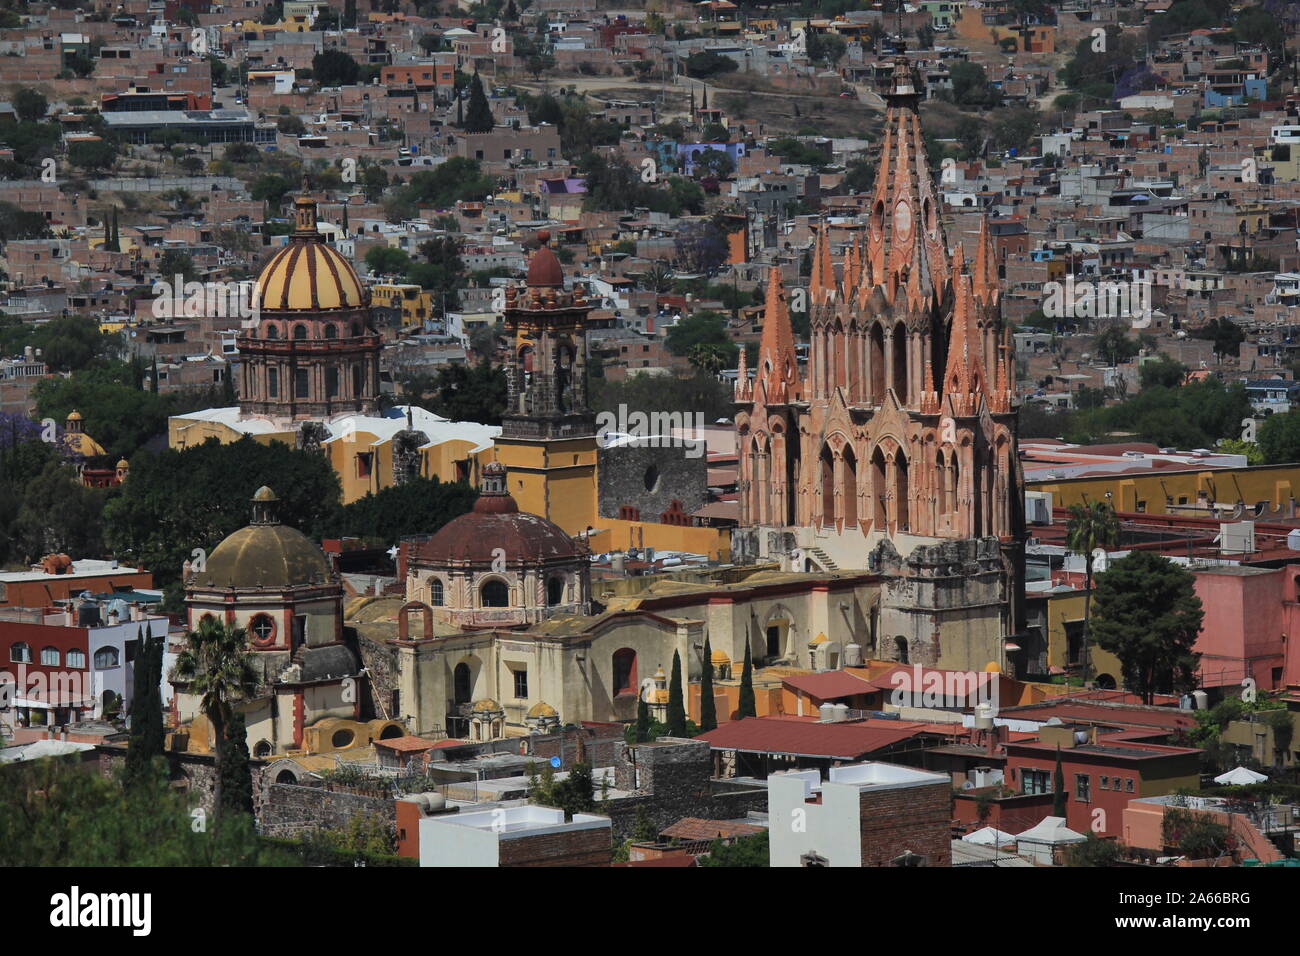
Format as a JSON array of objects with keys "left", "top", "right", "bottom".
[
  {"left": 174, "top": 617, "right": 258, "bottom": 815},
  {"left": 1065, "top": 500, "right": 1120, "bottom": 685}
]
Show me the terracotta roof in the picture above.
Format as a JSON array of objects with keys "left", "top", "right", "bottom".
[
  {"left": 373, "top": 735, "right": 445, "bottom": 752},
  {"left": 660, "top": 817, "right": 766, "bottom": 841},
  {"left": 696, "top": 716, "right": 930, "bottom": 759},
  {"left": 781, "top": 670, "right": 876, "bottom": 701}
]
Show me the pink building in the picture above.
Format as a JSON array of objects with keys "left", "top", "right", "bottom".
[{"left": 1193, "top": 566, "right": 1290, "bottom": 692}]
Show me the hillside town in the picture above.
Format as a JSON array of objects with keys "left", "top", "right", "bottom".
[{"left": 1, "top": 0, "right": 1299, "bottom": 890}]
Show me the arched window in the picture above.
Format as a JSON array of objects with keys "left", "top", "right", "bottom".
[
  {"left": 891, "top": 323, "right": 909, "bottom": 404},
  {"left": 894, "top": 636, "right": 909, "bottom": 665},
  {"left": 547, "top": 576, "right": 565, "bottom": 606},
  {"left": 40, "top": 646, "right": 60, "bottom": 666},
  {"left": 292, "top": 324, "right": 308, "bottom": 340},
  {"left": 868, "top": 322, "right": 886, "bottom": 404},
  {"left": 454, "top": 662, "right": 472, "bottom": 704},
  {"left": 323, "top": 324, "right": 338, "bottom": 339},
  {"left": 265, "top": 324, "right": 279, "bottom": 339},
  {"left": 820, "top": 444, "right": 835, "bottom": 525},
  {"left": 352, "top": 322, "right": 362, "bottom": 337},
  {"left": 276, "top": 770, "right": 296, "bottom": 784},
  {"left": 10, "top": 642, "right": 31, "bottom": 663},
  {"left": 331, "top": 729, "right": 354, "bottom": 748},
  {"left": 94, "top": 647, "right": 120, "bottom": 669},
  {"left": 254, "top": 740, "right": 273, "bottom": 757},
  {"left": 612, "top": 648, "right": 637, "bottom": 696},
  {"left": 480, "top": 579, "right": 509, "bottom": 607},
  {"left": 842, "top": 445, "right": 857, "bottom": 527},
  {"left": 429, "top": 578, "right": 445, "bottom": 606},
  {"left": 66, "top": 648, "right": 85, "bottom": 669}
]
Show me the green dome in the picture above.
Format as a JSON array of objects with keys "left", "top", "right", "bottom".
[{"left": 193, "top": 523, "right": 332, "bottom": 589}]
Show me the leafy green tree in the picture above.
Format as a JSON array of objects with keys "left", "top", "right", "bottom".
[
  {"left": 250, "top": 173, "right": 296, "bottom": 208},
  {"left": 12, "top": 87, "right": 48, "bottom": 122},
  {"left": 401, "top": 359, "right": 505, "bottom": 425},
  {"left": 950, "top": 61, "right": 1001, "bottom": 107},
  {"left": 699, "top": 636, "right": 717, "bottom": 732},
  {"left": 1065, "top": 500, "right": 1119, "bottom": 682},
  {"left": 68, "top": 138, "right": 117, "bottom": 172},
  {"left": 174, "top": 616, "right": 258, "bottom": 816},
  {"left": 312, "top": 49, "right": 361, "bottom": 86},
  {"left": 124, "top": 625, "right": 165, "bottom": 789},
  {"left": 1161, "top": 802, "right": 1231, "bottom": 859},
  {"left": 0, "top": 756, "right": 285, "bottom": 865},
  {"left": 1193, "top": 317, "right": 1245, "bottom": 360},
  {"left": 13, "top": 461, "right": 108, "bottom": 563},
  {"left": 364, "top": 245, "right": 412, "bottom": 276},
  {"left": 667, "top": 649, "right": 687, "bottom": 736},
  {"left": 219, "top": 710, "right": 255, "bottom": 817},
  {"left": 737, "top": 643, "right": 756, "bottom": 718},
  {"left": 463, "top": 73, "right": 494, "bottom": 133},
  {"left": 666, "top": 310, "right": 734, "bottom": 357},
  {"left": 700, "top": 830, "right": 768, "bottom": 866},
  {"left": 1093, "top": 325, "right": 1139, "bottom": 367},
  {"left": 1259, "top": 411, "right": 1300, "bottom": 465},
  {"left": 1138, "top": 354, "right": 1188, "bottom": 390},
  {"left": 322, "top": 475, "right": 477, "bottom": 542},
  {"left": 33, "top": 363, "right": 172, "bottom": 460},
  {"left": 1090, "top": 551, "right": 1205, "bottom": 705},
  {"left": 1066, "top": 833, "right": 1123, "bottom": 866},
  {"left": 102, "top": 436, "right": 342, "bottom": 592}
]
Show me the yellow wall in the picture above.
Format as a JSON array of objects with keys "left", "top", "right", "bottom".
[
  {"left": 589, "top": 517, "right": 731, "bottom": 561},
  {"left": 1043, "top": 589, "right": 1122, "bottom": 681},
  {"left": 1029, "top": 464, "right": 1300, "bottom": 517},
  {"left": 494, "top": 435, "right": 598, "bottom": 534}
]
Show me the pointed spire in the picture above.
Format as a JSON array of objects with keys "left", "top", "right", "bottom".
[
  {"left": 809, "top": 221, "right": 835, "bottom": 304},
  {"left": 942, "top": 270, "right": 986, "bottom": 418},
  {"left": 973, "top": 215, "right": 999, "bottom": 305},
  {"left": 755, "top": 264, "right": 798, "bottom": 405}
]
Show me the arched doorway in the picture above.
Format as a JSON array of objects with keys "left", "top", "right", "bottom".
[{"left": 894, "top": 636, "right": 909, "bottom": 664}]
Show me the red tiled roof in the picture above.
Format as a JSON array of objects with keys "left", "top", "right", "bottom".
[
  {"left": 660, "top": 817, "right": 766, "bottom": 841},
  {"left": 696, "top": 716, "right": 929, "bottom": 759},
  {"left": 782, "top": 670, "right": 877, "bottom": 701}
]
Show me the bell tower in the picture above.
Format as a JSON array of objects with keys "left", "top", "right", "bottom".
[{"left": 493, "top": 231, "right": 598, "bottom": 534}]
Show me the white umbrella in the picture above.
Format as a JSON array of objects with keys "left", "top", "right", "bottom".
[{"left": 1214, "top": 766, "right": 1267, "bottom": 785}]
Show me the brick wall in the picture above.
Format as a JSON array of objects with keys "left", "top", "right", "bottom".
[
  {"left": 858, "top": 779, "right": 952, "bottom": 867},
  {"left": 497, "top": 825, "right": 612, "bottom": 866},
  {"left": 259, "top": 780, "right": 396, "bottom": 839}
]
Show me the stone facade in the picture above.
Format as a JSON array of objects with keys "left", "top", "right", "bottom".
[
  {"left": 258, "top": 779, "right": 396, "bottom": 839},
  {"left": 597, "top": 441, "right": 707, "bottom": 523}
]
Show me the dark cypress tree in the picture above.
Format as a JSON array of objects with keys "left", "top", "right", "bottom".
[
  {"left": 219, "top": 710, "right": 255, "bottom": 817},
  {"left": 1052, "top": 745, "right": 1067, "bottom": 817},
  {"left": 635, "top": 697, "right": 651, "bottom": 743},
  {"left": 149, "top": 356, "right": 160, "bottom": 394},
  {"left": 737, "top": 643, "right": 756, "bottom": 718},
  {"left": 463, "top": 73, "right": 494, "bottom": 133},
  {"left": 666, "top": 649, "right": 686, "bottom": 736},
  {"left": 455, "top": 94, "right": 464, "bottom": 128},
  {"left": 124, "top": 626, "right": 164, "bottom": 788},
  {"left": 699, "top": 636, "right": 717, "bottom": 732}
]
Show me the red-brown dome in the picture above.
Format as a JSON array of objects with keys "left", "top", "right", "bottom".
[
  {"left": 415, "top": 509, "right": 579, "bottom": 566},
  {"left": 412, "top": 461, "right": 580, "bottom": 565},
  {"left": 525, "top": 230, "right": 564, "bottom": 288}
]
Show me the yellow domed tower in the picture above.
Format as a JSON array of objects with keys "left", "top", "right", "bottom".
[{"left": 238, "top": 181, "right": 381, "bottom": 422}]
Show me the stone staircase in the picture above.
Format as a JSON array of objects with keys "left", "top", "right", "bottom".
[{"left": 807, "top": 547, "right": 839, "bottom": 572}]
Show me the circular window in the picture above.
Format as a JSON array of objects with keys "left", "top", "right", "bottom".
[
  {"left": 331, "top": 729, "right": 355, "bottom": 749},
  {"left": 249, "top": 613, "right": 276, "bottom": 646},
  {"left": 643, "top": 463, "right": 660, "bottom": 494}
]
